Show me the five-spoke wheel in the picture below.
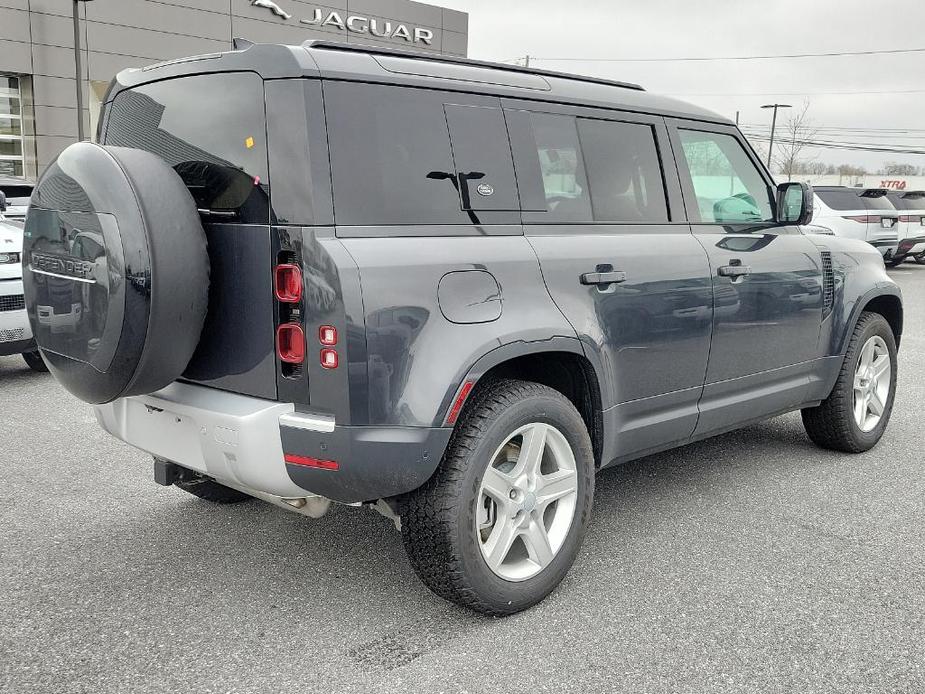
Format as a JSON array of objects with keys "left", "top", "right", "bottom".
[{"left": 476, "top": 423, "right": 579, "bottom": 581}]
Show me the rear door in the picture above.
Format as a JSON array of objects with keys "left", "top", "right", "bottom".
[
  {"left": 104, "top": 72, "right": 277, "bottom": 400},
  {"left": 667, "top": 121, "right": 824, "bottom": 435},
  {"left": 508, "top": 102, "right": 714, "bottom": 459}
]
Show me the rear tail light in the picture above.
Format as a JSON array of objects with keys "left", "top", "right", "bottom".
[
  {"left": 277, "top": 324, "right": 305, "bottom": 364},
  {"left": 319, "top": 325, "right": 338, "bottom": 346},
  {"left": 842, "top": 215, "right": 881, "bottom": 223},
  {"left": 284, "top": 453, "right": 339, "bottom": 470},
  {"left": 320, "top": 348, "right": 339, "bottom": 369},
  {"left": 274, "top": 264, "right": 303, "bottom": 303},
  {"left": 899, "top": 215, "right": 915, "bottom": 223}
]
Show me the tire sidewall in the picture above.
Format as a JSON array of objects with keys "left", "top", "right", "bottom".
[
  {"left": 452, "top": 388, "right": 594, "bottom": 612},
  {"left": 844, "top": 315, "right": 898, "bottom": 449}
]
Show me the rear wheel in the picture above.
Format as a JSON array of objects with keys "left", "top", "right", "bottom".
[
  {"left": 401, "top": 379, "right": 594, "bottom": 616},
  {"left": 914, "top": 252, "right": 925, "bottom": 266},
  {"left": 22, "top": 351, "right": 48, "bottom": 372},
  {"left": 802, "top": 312, "right": 897, "bottom": 452},
  {"left": 886, "top": 257, "right": 903, "bottom": 267}
]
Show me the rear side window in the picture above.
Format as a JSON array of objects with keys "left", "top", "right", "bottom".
[
  {"left": 325, "top": 82, "right": 518, "bottom": 226},
  {"left": 528, "top": 112, "right": 592, "bottom": 223},
  {"left": 577, "top": 119, "right": 668, "bottom": 223},
  {"left": 104, "top": 72, "right": 269, "bottom": 224},
  {"left": 889, "top": 193, "right": 925, "bottom": 210}
]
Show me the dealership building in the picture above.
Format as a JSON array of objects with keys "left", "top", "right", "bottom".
[{"left": 0, "top": 0, "right": 468, "bottom": 180}]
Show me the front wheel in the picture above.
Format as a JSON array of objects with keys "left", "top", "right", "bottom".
[
  {"left": 802, "top": 312, "right": 897, "bottom": 452},
  {"left": 22, "top": 351, "right": 48, "bottom": 372},
  {"left": 401, "top": 380, "right": 594, "bottom": 616}
]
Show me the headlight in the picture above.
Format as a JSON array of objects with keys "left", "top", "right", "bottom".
[{"left": 0, "top": 252, "right": 20, "bottom": 264}]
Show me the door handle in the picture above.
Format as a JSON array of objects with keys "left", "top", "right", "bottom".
[
  {"left": 580, "top": 270, "right": 627, "bottom": 286},
  {"left": 717, "top": 264, "right": 751, "bottom": 278}
]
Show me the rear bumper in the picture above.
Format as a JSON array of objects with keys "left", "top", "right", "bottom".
[
  {"left": 94, "top": 382, "right": 450, "bottom": 505},
  {"left": 896, "top": 236, "right": 925, "bottom": 257}
]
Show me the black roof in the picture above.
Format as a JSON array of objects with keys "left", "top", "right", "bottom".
[{"left": 107, "top": 40, "right": 730, "bottom": 125}]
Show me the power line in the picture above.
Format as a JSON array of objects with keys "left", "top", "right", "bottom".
[
  {"left": 520, "top": 46, "right": 925, "bottom": 63},
  {"left": 668, "top": 88, "right": 925, "bottom": 97},
  {"left": 744, "top": 133, "right": 925, "bottom": 155}
]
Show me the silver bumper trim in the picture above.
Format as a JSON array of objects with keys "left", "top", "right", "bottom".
[{"left": 279, "top": 411, "right": 335, "bottom": 433}]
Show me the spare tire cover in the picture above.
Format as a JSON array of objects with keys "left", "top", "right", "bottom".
[{"left": 23, "top": 142, "right": 209, "bottom": 404}]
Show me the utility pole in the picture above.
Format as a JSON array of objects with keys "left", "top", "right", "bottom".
[
  {"left": 524, "top": 55, "right": 531, "bottom": 68},
  {"left": 760, "top": 103, "right": 791, "bottom": 170}
]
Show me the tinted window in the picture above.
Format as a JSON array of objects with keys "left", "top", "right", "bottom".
[
  {"left": 678, "top": 129, "right": 774, "bottom": 224},
  {"left": 577, "top": 119, "right": 668, "bottom": 223},
  {"left": 444, "top": 104, "right": 518, "bottom": 211},
  {"left": 105, "top": 73, "right": 269, "bottom": 224},
  {"left": 326, "top": 82, "right": 471, "bottom": 226},
  {"left": 530, "top": 113, "right": 592, "bottom": 223},
  {"left": 889, "top": 192, "right": 925, "bottom": 210},
  {"left": 817, "top": 188, "right": 894, "bottom": 212}
]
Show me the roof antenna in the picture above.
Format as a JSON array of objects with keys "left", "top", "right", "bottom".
[{"left": 233, "top": 37, "right": 255, "bottom": 50}]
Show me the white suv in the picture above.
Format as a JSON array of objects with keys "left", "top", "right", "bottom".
[
  {"left": 887, "top": 191, "right": 925, "bottom": 265},
  {"left": 812, "top": 187, "right": 900, "bottom": 262},
  {"left": 0, "top": 218, "right": 46, "bottom": 371}
]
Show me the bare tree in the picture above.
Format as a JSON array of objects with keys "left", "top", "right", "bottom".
[
  {"left": 773, "top": 101, "right": 818, "bottom": 181},
  {"left": 880, "top": 162, "right": 921, "bottom": 176}
]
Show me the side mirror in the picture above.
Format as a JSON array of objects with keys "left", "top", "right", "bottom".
[{"left": 777, "top": 181, "right": 813, "bottom": 226}]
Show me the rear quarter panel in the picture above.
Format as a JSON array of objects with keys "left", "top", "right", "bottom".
[{"left": 339, "top": 235, "right": 577, "bottom": 427}]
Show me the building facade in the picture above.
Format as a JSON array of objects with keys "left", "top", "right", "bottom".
[{"left": 0, "top": 0, "right": 468, "bottom": 180}]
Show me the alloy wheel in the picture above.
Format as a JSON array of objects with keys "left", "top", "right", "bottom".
[
  {"left": 853, "top": 335, "right": 891, "bottom": 433},
  {"left": 475, "top": 423, "right": 579, "bottom": 582}
]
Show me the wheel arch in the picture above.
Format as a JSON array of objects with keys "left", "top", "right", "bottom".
[
  {"left": 840, "top": 288, "right": 903, "bottom": 353},
  {"left": 441, "top": 338, "right": 605, "bottom": 468}
]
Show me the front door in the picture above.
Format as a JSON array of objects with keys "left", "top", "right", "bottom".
[
  {"left": 668, "top": 122, "right": 824, "bottom": 436},
  {"left": 506, "top": 104, "right": 714, "bottom": 461}
]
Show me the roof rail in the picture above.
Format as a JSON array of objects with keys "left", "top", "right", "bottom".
[{"left": 303, "top": 40, "right": 645, "bottom": 92}]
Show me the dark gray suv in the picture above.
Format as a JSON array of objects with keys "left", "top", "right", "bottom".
[{"left": 22, "top": 41, "right": 902, "bottom": 616}]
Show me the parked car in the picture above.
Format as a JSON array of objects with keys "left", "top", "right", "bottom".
[
  {"left": 22, "top": 41, "right": 902, "bottom": 616},
  {"left": 812, "top": 186, "right": 900, "bottom": 260},
  {"left": 0, "top": 178, "right": 35, "bottom": 221},
  {"left": 887, "top": 190, "right": 925, "bottom": 265},
  {"left": 0, "top": 218, "right": 46, "bottom": 371}
]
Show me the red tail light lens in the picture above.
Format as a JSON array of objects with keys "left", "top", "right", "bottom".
[
  {"left": 284, "top": 453, "right": 339, "bottom": 470},
  {"left": 320, "top": 348, "right": 339, "bottom": 369},
  {"left": 319, "top": 325, "right": 338, "bottom": 346},
  {"left": 842, "top": 215, "right": 879, "bottom": 223},
  {"left": 277, "top": 324, "right": 305, "bottom": 364},
  {"left": 274, "top": 264, "right": 303, "bottom": 303},
  {"left": 899, "top": 215, "right": 914, "bottom": 223}
]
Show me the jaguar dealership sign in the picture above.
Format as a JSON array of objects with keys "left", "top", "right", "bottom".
[{"left": 251, "top": 0, "right": 435, "bottom": 45}]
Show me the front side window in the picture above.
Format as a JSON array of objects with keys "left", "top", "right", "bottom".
[
  {"left": 577, "top": 118, "right": 668, "bottom": 223},
  {"left": 0, "top": 76, "right": 24, "bottom": 178},
  {"left": 678, "top": 130, "right": 774, "bottom": 224},
  {"left": 105, "top": 72, "right": 269, "bottom": 224}
]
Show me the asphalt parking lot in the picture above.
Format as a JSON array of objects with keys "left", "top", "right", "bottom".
[{"left": 2, "top": 265, "right": 924, "bottom": 694}]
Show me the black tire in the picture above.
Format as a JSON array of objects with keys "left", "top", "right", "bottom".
[
  {"left": 175, "top": 478, "right": 252, "bottom": 504},
  {"left": 914, "top": 253, "right": 925, "bottom": 266},
  {"left": 23, "top": 142, "right": 209, "bottom": 404},
  {"left": 886, "top": 257, "right": 903, "bottom": 267},
  {"left": 802, "top": 312, "right": 897, "bottom": 453},
  {"left": 401, "top": 379, "right": 594, "bottom": 616},
  {"left": 22, "top": 350, "right": 48, "bottom": 372}
]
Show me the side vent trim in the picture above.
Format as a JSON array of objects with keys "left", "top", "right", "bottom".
[{"left": 821, "top": 250, "right": 835, "bottom": 319}]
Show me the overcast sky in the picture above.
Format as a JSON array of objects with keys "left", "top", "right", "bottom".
[{"left": 437, "top": 0, "right": 925, "bottom": 173}]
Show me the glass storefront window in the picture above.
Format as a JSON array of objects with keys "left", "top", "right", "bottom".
[{"left": 0, "top": 75, "right": 25, "bottom": 179}]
